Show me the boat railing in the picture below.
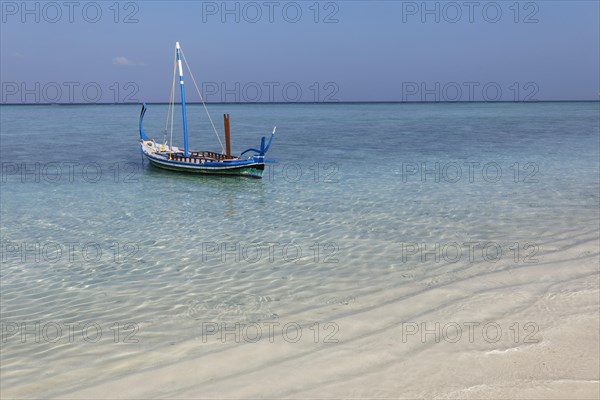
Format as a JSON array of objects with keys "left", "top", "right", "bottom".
[
  {"left": 169, "top": 151, "right": 237, "bottom": 164},
  {"left": 189, "top": 151, "right": 229, "bottom": 160}
]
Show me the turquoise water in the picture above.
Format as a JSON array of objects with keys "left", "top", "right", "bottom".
[{"left": 1, "top": 102, "right": 599, "bottom": 396}]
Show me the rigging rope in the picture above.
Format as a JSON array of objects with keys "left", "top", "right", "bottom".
[
  {"left": 165, "top": 50, "right": 177, "bottom": 148},
  {"left": 169, "top": 48, "right": 177, "bottom": 157},
  {"left": 180, "top": 47, "right": 226, "bottom": 154}
]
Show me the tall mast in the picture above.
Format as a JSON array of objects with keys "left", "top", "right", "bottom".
[{"left": 176, "top": 42, "right": 189, "bottom": 157}]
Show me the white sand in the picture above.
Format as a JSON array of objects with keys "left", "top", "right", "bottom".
[{"left": 56, "top": 233, "right": 599, "bottom": 399}]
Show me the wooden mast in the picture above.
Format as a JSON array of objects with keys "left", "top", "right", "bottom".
[{"left": 224, "top": 113, "right": 231, "bottom": 158}]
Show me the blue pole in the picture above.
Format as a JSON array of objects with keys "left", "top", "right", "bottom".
[{"left": 176, "top": 42, "right": 189, "bottom": 157}]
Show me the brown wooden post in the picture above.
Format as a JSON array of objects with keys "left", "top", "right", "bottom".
[{"left": 224, "top": 113, "right": 231, "bottom": 158}]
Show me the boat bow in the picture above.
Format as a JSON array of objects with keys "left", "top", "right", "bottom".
[{"left": 139, "top": 102, "right": 149, "bottom": 140}]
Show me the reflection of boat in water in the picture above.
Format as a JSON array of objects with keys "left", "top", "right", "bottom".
[{"left": 138, "top": 42, "right": 275, "bottom": 178}]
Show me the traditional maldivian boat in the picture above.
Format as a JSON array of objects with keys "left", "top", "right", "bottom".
[{"left": 138, "top": 42, "right": 275, "bottom": 178}]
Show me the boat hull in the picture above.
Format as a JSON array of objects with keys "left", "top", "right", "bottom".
[
  {"left": 146, "top": 155, "right": 265, "bottom": 178},
  {"left": 140, "top": 141, "right": 266, "bottom": 178}
]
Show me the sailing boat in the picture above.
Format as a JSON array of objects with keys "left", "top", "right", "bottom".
[{"left": 138, "top": 42, "right": 275, "bottom": 178}]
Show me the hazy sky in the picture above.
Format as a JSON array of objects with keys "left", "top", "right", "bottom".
[{"left": 1, "top": 0, "right": 599, "bottom": 103}]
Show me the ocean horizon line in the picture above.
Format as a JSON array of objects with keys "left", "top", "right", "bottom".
[{"left": 1, "top": 100, "right": 599, "bottom": 106}]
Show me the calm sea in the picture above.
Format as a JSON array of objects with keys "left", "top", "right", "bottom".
[{"left": 1, "top": 102, "right": 599, "bottom": 396}]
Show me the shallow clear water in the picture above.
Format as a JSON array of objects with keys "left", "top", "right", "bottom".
[{"left": 1, "top": 102, "right": 599, "bottom": 396}]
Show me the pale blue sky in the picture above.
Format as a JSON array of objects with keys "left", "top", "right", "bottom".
[{"left": 1, "top": 0, "right": 599, "bottom": 102}]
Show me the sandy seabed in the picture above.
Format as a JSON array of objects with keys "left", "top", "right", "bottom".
[{"left": 52, "top": 231, "right": 599, "bottom": 400}]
